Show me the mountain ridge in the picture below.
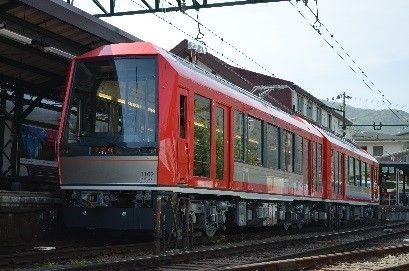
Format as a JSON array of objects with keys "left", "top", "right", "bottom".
[{"left": 322, "top": 100, "right": 409, "bottom": 135}]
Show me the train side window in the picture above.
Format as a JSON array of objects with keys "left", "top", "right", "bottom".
[
  {"left": 337, "top": 152, "right": 342, "bottom": 194},
  {"left": 193, "top": 94, "right": 211, "bottom": 177},
  {"left": 355, "top": 159, "right": 361, "bottom": 186},
  {"left": 280, "top": 130, "right": 294, "bottom": 172},
  {"left": 265, "top": 123, "right": 279, "bottom": 169},
  {"left": 348, "top": 157, "right": 355, "bottom": 185},
  {"left": 312, "top": 142, "right": 317, "bottom": 191},
  {"left": 316, "top": 143, "right": 322, "bottom": 191},
  {"left": 331, "top": 150, "right": 335, "bottom": 193},
  {"left": 247, "top": 115, "right": 262, "bottom": 166},
  {"left": 303, "top": 138, "right": 309, "bottom": 189},
  {"left": 216, "top": 107, "right": 224, "bottom": 180},
  {"left": 288, "top": 131, "right": 294, "bottom": 172},
  {"left": 179, "top": 95, "right": 187, "bottom": 138},
  {"left": 344, "top": 155, "right": 348, "bottom": 191},
  {"left": 234, "top": 110, "right": 244, "bottom": 162},
  {"left": 362, "top": 162, "right": 367, "bottom": 187},
  {"left": 366, "top": 164, "right": 371, "bottom": 188},
  {"left": 294, "top": 134, "right": 303, "bottom": 174}
]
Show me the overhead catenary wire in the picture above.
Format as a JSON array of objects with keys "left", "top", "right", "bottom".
[
  {"left": 294, "top": 1, "right": 404, "bottom": 113},
  {"left": 117, "top": 0, "right": 408, "bottom": 124},
  {"left": 127, "top": 0, "right": 264, "bottom": 89},
  {"left": 349, "top": 96, "right": 408, "bottom": 110},
  {"left": 326, "top": 96, "right": 409, "bottom": 123},
  {"left": 291, "top": 0, "right": 409, "bottom": 124},
  {"left": 128, "top": 0, "right": 250, "bottom": 70},
  {"left": 164, "top": 0, "right": 276, "bottom": 78}
]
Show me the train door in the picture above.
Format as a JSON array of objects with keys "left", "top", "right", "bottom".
[
  {"left": 177, "top": 88, "right": 190, "bottom": 184},
  {"left": 212, "top": 104, "right": 229, "bottom": 188}
]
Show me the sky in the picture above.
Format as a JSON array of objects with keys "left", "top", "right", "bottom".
[{"left": 72, "top": 0, "right": 409, "bottom": 112}]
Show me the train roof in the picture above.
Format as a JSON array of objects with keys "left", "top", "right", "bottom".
[
  {"left": 75, "top": 42, "right": 378, "bottom": 163},
  {"left": 315, "top": 125, "right": 377, "bottom": 163},
  {"left": 75, "top": 42, "right": 322, "bottom": 138},
  {"left": 159, "top": 45, "right": 323, "bottom": 139}
]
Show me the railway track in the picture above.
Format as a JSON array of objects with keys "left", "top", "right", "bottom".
[
  {"left": 0, "top": 226, "right": 289, "bottom": 267},
  {"left": 226, "top": 244, "right": 409, "bottom": 271},
  {"left": 155, "top": 224, "right": 409, "bottom": 271},
  {"left": 8, "top": 222, "right": 406, "bottom": 271}
]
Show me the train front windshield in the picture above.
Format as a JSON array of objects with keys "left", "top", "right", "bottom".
[{"left": 61, "top": 57, "right": 157, "bottom": 154}]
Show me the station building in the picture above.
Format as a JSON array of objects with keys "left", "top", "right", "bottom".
[
  {"left": 353, "top": 131, "right": 409, "bottom": 157},
  {"left": 0, "top": 0, "right": 139, "bottom": 242}
]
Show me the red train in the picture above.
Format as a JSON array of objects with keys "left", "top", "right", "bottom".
[{"left": 57, "top": 42, "right": 379, "bottom": 233}]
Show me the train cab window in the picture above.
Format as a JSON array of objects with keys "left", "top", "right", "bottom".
[
  {"left": 294, "top": 135, "right": 303, "bottom": 174},
  {"left": 179, "top": 95, "right": 187, "bottom": 138},
  {"left": 193, "top": 94, "right": 211, "bottom": 177},
  {"left": 216, "top": 107, "right": 224, "bottom": 180},
  {"left": 348, "top": 157, "right": 355, "bottom": 185},
  {"left": 281, "top": 130, "right": 294, "bottom": 172},
  {"left": 265, "top": 123, "right": 279, "bottom": 169},
  {"left": 234, "top": 111, "right": 244, "bottom": 162},
  {"left": 247, "top": 116, "right": 262, "bottom": 166},
  {"left": 66, "top": 57, "right": 157, "bottom": 147},
  {"left": 95, "top": 99, "right": 110, "bottom": 132},
  {"left": 67, "top": 98, "right": 79, "bottom": 142}
]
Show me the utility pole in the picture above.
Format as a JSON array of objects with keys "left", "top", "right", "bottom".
[{"left": 336, "top": 92, "right": 351, "bottom": 137}]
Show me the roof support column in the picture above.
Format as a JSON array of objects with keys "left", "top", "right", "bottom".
[
  {"left": 403, "top": 175, "right": 406, "bottom": 205},
  {"left": 9, "top": 88, "right": 23, "bottom": 190},
  {"left": 0, "top": 87, "right": 6, "bottom": 182}
]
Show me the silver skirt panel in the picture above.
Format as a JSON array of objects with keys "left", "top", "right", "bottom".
[{"left": 60, "top": 156, "right": 158, "bottom": 185}]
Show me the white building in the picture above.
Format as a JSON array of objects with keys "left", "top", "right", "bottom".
[{"left": 353, "top": 131, "right": 409, "bottom": 157}]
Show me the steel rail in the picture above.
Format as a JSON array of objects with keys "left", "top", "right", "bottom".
[
  {"left": 225, "top": 244, "right": 409, "bottom": 271},
  {"left": 57, "top": 223, "right": 409, "bottom": 271}
]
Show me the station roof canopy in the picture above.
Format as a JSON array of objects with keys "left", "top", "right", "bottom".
[{"left": 0, "top": 0, "right": 140, "bottom": 100}]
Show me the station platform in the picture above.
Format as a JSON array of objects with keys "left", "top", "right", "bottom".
[
  {"left": 0, "top": 190, "right": 61, "bottom": 209},
  {"left": 0, "top": 190, "right": 61, "bottom": 244}
]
